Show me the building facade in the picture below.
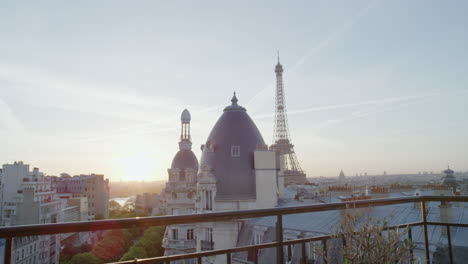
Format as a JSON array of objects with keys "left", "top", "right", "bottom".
[{"left": 0, "top": 162, "right": 62, "bottom": 264}]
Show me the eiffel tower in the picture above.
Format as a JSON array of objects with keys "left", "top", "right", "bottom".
[{"left": 270, "top": 55, "right": 308, "bottom": 185}]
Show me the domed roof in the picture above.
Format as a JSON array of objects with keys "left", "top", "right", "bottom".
[
  {"left": 200, "top": 93, "right": 265, "bottom": 200},
  {"left": 442, "top": 166, "right": 457, "bottom": 188},
  {"left": 181, "top": 109, "right": 191, "bottom": 123},
  {"left": 171, "top": 149, "right": 199, "bottom": 172}
]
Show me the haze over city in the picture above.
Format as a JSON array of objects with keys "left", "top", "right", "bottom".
[{"left": 1, "top": 0, "right": 468, "bottom": 181}]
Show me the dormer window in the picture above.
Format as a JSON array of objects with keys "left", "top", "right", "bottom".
[{"left": 231, "top": 146, "right": 240, "bottom": 157}]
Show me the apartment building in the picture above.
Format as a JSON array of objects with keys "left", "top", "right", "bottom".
[{"left": 55, "top": 174, "right": 109, "bottom": 220}]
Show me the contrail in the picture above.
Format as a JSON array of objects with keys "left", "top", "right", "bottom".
[
  {"left": 247, "top": 0, "right": 380, "bottom": 107},
  {"left": 289, "top": 0, "right": 379, "bottom": 73},
  {"left": 252, "top": 90, "right": 436, "bottom": 120}
]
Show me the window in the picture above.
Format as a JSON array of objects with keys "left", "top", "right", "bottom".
[
  {"left": 231, "top": 145, "right": 240, "bottom": 157},
  {"left": 205, "top": 190, "right": 212, "bottom": 210},
  {"left": 171, "top": 208, "right": 179, "bottom": 215},
  {"left": 172, "top": 229, "right": 178, "bottom": 240},
  {"left": 179, "top": 171, "right": 185, "bottom": 181},
  {"left": 187, "top": 229, "right": 194, "bottom": 240},
  {"left": 205, "top": 227, "right": 213, "bottom": 242}
]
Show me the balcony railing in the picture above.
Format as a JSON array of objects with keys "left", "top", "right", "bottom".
[
  {"left": 200, "top": 240, "right": 214, "bottom": 251},
  {"left": 0, "top": 196, "right": 467, "bottom": 264},
  {"left": 163, "top": 238, "right": 196, "bottom": 249}
]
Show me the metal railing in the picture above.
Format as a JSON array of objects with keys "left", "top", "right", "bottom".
[
  {"left": 0, "top": 196, "right": 467, "bottom": 264},
  {"left": 200, "top": 240, "right": 214, "bottom": 251}
]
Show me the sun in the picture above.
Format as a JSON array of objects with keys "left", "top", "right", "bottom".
[{"left": 119, "top": 148, "right": 159, "bottom": 181}]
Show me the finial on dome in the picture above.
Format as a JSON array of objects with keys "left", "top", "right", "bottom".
[
  {"left": 277, "top": 50, "right": 280, "bottom": 64},
  {"left": 224, "top": 92, "right": 246, "bottom": 112},
  {"left": 231, "top": 91, "right": 238, "bottom": 105}
]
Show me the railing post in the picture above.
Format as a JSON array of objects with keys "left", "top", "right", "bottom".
[
  {"left": 226, "top": 252, "right": 231, "bottom": 264},
  {"left": 446, "top": 225, "right": 453, "bottom": 264},
  {"left": 322, "top": 238, "right": 327, "bottom": 264},
  {"left": 421, "top": 200, "right": 430, "bottom": 264},
  {"left": 5, "top": 237, "right": 12, "bottom": 264},
  {"left": 408, "top": 226, "right": 414, "bottom": 264},
  {"left": 301, "top": 242, "right": 307, "bottom": 264},
  {"left": 276, "top": 214, "right": 284, "bottom": 264},
  {"left": 254, "top": 247, "right": 259, "bottom": 264}
]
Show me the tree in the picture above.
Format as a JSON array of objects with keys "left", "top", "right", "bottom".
[
  {"left": 92, "top": 229, "right": 127, "bottom": 262},
  {"left": 315, "top": 209, "right": 413, "bottom": 264},
  {"left": 109, "top": 200, "right": 121, "bottom": 211},
  {"left": 119, "top": 226, "right": 166, "bottom": 261},
  {"left": 120, "top": 246, "right": 148, "bottom": 261},
  {"left": 68, "top": 253, "right": 102, "bottom": 264}
]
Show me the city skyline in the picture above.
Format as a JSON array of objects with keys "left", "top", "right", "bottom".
[{"left": 1, "top": 0, "right": 468, "bottom": 181}]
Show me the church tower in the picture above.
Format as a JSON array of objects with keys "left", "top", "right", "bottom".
[{"left": 163, "top": 109, "right": 199, "bottom": 259}]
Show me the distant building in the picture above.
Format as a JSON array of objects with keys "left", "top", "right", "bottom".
[
  {"left": 441, "top": 166, "right": 458, "bottom": 193},
  {"left": 338, "top": 170, "right": 345, "bottom": 181},
  {"left": 55, "top": 174, "right": 110, "bottom": 220}
]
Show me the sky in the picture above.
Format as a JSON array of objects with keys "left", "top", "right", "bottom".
[{"left": 1, "top": 0, "right": 468, "bottom": 181}]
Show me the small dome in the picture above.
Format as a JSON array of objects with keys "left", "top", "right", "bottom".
[
  {"left": 171, "top": 149, "right": 199, "bottom": 172},
  {"left": 200, "top": 94, "right": 265, "bottom": 200},
  {"left": 181, "top": 109, "right": 191, "bottom": 123},
  {"left": 442, "top": 167, "right": 457, "bottom": 188},
  {"left": 443, "top": 168, "right": 454, "bottom": 175}
]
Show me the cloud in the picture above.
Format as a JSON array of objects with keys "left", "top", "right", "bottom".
[
  {"left": 0, "top": 63, "right": 228, "bottom": 143},
  {"left": 0, "top": 63, "right": 185, "bottom": 122},
  {"left": 71, "top": 104, "right": 224, "bottom": 143},
  {"left": 0, "top": 97, "right": 24, "bottom": 133}
]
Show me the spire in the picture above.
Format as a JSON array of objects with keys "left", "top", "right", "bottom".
[
  {"left": 275, "top": 52, "right": 283, "bottom": 73},
  {"left": 231, "top": 91, "right": 238, "bottom": 105}
]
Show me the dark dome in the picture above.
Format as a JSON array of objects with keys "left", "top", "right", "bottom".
[
  {"left": 171, "top": 149, "right": 199, "bottom": 172},
  {"left": 200, "top": 94, "right": 265, "bottom": 200}
]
